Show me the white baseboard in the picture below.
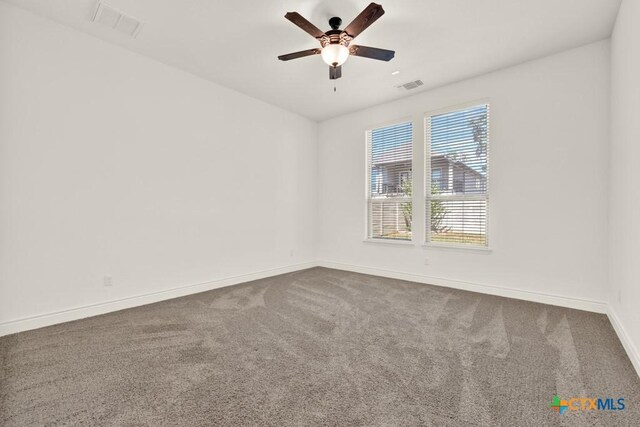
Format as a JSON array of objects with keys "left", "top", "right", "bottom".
[
  {"left": 0, "top": 262, "right": 316, "bottom": 337},
  {"left": 2, "top": 259, "right": 637, "bottom": 379},
  {"left": 317, "top": 260, "right": 608, "bottom": 313},
  {"left": 606, "top": 306, "right": 640, "bottom": 378}
]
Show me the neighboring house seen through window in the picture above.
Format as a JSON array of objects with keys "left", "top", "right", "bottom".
[
  {"left": 366, "top": 121, "right": 413, "bottom": 241},
  {"left": 431, "top": 168, "right": 443, "bottom": 191},
  {"left": 425, "top": 104, "right": 489, "bottom": 247}
]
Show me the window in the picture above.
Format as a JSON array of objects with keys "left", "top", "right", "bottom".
[
  {"left": 426, "top": 104, "right": 489, "bottom": 247},
  {"left": 366, "top": 121, "right": 413, "bottom": 241}
]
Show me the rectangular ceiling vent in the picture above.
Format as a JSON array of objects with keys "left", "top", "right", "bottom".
[
  {"left": 397, "top": 80, "right": 424, "bottom": 90},
  {"left": 92, "top": 2, "right": 143, "bottom": 38}
]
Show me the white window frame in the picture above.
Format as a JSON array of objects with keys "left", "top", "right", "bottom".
[
  {"left": 424, "top": 100, "right": 491, "bottom": 250},
  {"left": 364, "top": 118, "right": 414, "bottom": 244}
]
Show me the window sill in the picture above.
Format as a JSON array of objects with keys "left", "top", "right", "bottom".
[
  {"left": 363, "top": 239, "right": 415, "bottom": 247},
  {"left": 422, "top": 243, "right": 492, "bottom": 253}
]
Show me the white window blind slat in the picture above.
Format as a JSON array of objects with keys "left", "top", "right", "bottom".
[
  {"left": 426, "top": 104, "right": 490, "bottom": 247},
  {"left": 367, "top": 121, "right": 413, "bottom": 241}
]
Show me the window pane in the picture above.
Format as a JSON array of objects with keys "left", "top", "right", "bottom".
[
  {"left": 429, "top": 199, "right": 487, "bottom": 246},
  {"left": 367, "top": 121, "right": 413, "bottom": 240},
  {"left": 369, "top": 200, "right": 412, "bottom": 240},
  {"left": 429, "top": 105, "right": 488, "bottom": 196}
]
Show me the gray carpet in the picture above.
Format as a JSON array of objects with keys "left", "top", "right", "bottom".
[{"left": 1, "top": 267, "right": 638, "bottom": 426}]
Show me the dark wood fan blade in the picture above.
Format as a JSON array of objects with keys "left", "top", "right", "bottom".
[
  {"left": 278, "top": 48, "right": 321, "bottom": 61},
  {"left": 329, "top": 66, "right": 342, "bottom": 80},
  {"left": 343, "top": 3, "right": 385, "bottom": 38},
  {"left": 349, "top": 45, "right": 395, "bottom": 61},
  {"left": 284, "top": 12, "right": 325, "bottom": 39}
]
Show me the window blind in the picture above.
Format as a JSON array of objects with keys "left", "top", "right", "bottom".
[
  {"left": 426, "top": 104, "right": 489, "bottom": 246},
  {"left": 366, "top": 121, "right": 413, "bottom": 240}
]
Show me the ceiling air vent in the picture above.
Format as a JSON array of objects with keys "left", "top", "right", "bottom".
[
  {"left": 92, "top": 2, "right": 143, "bottom": 38},
  {"left": 397, "top": 80, "right": 424, "bottom": 90}
]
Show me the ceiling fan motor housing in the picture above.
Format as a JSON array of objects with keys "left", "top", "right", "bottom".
[{"left": 320, "top": 30, "right": 353, "bottom": 49}]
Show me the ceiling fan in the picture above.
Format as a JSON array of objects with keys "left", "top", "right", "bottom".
[{"left": 277, "top": 2, "right": 395, "bottom": 80}]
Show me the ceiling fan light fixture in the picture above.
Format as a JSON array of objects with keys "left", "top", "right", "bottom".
[{"left": 321, "top": 44, "right": 350, "bottom": 67}]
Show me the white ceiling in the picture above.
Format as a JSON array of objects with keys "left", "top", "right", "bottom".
[{"left": 3, "top": 0, "right": 621, "bottom": 121}]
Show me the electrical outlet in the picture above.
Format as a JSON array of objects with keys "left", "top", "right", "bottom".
[
  {"left": 104, "top": 276, "right": 113, "bottom": 287},
  {"left": 424, "top": 258, "right": 430, "bottom": 265}
]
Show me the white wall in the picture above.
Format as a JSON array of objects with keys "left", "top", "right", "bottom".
[
  {"left": 318, "top": 41, "right": 610, "bottom": 306},
  {"left": 609, "top": 0, "right": 640, "bottom": 370},
  {"left": 0, "top": 3, "right": 317, "bottom": 328}
]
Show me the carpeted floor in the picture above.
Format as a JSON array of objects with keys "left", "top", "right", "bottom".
[{"left": 1, "top": 267, "right": 638, "bottom": 426}]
